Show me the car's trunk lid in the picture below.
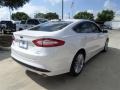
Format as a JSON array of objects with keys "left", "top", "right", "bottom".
[{"left": 13, "top": 30, "right": 60, "bottom": 50}]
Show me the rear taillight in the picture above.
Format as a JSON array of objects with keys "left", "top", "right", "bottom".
[{"left": 32, "top": 38, "right": 65, "bottom": 47}]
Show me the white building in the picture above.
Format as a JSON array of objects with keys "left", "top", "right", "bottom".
[
  {"left": 103, "top": 0, "right": 120, "bottom": 29},
  {"left": 105, "top": 14, "right": 120, "bottom": 30}
]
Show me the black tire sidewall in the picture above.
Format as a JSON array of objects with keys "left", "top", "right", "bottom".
[
  {"left": 70, "top": 52, "right": 84, "bottom": 76},
  {"left": 103, "top": 40, "right": 109, "bottom": 52}
]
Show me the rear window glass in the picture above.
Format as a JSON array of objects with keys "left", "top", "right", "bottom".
[
  {"left": 29, "top": 21, "right": 72, "bottom": 32},
  {"left": 21, "top": 21, "right": 26, "bottom": 24},
  {"left": 0, "top": 21, "right": 12, "bottom": 24},
  {"left": 27, "top": 19, "right": 39, "bottom": 25},
  {"left": 39, "top": 19, "right": 48, "bottom": 23}
]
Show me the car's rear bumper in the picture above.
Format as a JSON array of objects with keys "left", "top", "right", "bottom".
[
  {"left": 11, "top": 45, "right": 73, "bottom": 76},
  {"left": 12, "top": 57, "right": 50, "bottom": 73}
]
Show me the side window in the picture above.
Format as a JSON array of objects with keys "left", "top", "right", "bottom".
[
  {"left": 33, "top": 20, "right": 39, "bottom": 25},
  {"left": 73, "top": 23, "right": 82, "bottom": 33},
  {"left": 73, "top": 22, "right": 101, "bottom": 33},
  {"left": 73, "top": 22, "right": 93, "bottom": 33},
  {"left": 90, "top": 23, "right": 101, "bottom": 33}
]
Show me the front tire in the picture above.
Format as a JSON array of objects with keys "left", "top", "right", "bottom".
[
  {"left": 103, "top": 40, "right": 109, "bottom": 52},
  {"left": 70, "top": 52, "right": 85, "bottom": 76}
]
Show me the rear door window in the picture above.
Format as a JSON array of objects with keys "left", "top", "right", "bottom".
[
  {"left": 73, "top": 22, "right": 101, "bottom": 33},
  {"left": 73, "top": 22, "right": 92, "bottom": 33}
]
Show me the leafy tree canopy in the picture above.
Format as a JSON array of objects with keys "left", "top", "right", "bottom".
[
  {"left": 11, "top": 12, "right": 30, "bottom": 20},
  {"left": 34, "top": 13, "right": 45, "bottom": 19},
  {"left": 74, "top": 11, "right": 94, "bottom": 20},
  {"left": 96, "top": 10, "right": 115, "bottom": 22},
  {"left": 0, "top": 0, "right": 29, "bottom": 10},
  {"left": 44, "top": 12, "right": 59, "bottom": 20}
]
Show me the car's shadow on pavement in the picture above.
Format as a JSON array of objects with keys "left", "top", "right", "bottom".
[
  {"left": 26, "top": 47, "right": 120, "bottom": 90},
  {"left": 0, "top": 48, "right": 10, "bottom": 61}
]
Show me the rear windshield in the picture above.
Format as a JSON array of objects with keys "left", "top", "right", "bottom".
[
  {"left": 39, "top": 19, "right": 48, "bottom": 23},
  {"left": 29, "top": 21, "right": 72, "bottom": 32},
  {"left": 27, "top": 19, "right": 39, "bottom": 25},
  {"left": 0, "top": 21, "right": 12, "bottom": 24},
  {"left": 21, "top": 21, "right": 26, "bottom": 24}
]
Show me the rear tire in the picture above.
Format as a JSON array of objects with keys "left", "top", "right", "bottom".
[{"left": 70, "top": 52, "right": 85, "bottom": 76}]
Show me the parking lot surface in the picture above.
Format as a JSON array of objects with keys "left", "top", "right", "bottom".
[{"left": 0, "top": 30, "right": 120, "bottom": 90}]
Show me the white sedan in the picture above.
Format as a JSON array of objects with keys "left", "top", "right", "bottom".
[{"left": 11, "top": 19, "right": 109, "bottom": 76}]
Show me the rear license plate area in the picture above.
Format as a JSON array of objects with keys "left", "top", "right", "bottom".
[{"left": 19, "top": 40, "right": 28, "bottom": 49}]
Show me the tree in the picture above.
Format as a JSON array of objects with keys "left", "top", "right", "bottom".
[
  {"left": 11, "top": 12, "right": 30, "bottom": 20},
  {"left": 45, "top": 12, "right": 59, "bottom": 20},
  {"left": 0, "top": 0, "right": 30, "bottom": 10},
  {"left": 96, "top": 10, "right": 115, "bottom": 22},
  {"left": 74, "top": 11, "right": 94, "bottom": 20},
  {"left": 34, "top": 13, "right": 45, "bottom": 18},
  {"left": 0, "top": 0, "right": 30, "bottom": 20}
]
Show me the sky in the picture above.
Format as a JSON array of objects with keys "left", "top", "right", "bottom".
[{"left": 0, "top": 0, "right": 120, "bottom": 20}]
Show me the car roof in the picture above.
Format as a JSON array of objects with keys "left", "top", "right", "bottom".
[
  {"left": 51, "top": 19, "right": 93, "bottom": 23},
  {"left": 1, "top": 20, "right": 12, "bottom": 22},
  {"left": 64, "top": 19, "right": 93, "bottom": 23}
]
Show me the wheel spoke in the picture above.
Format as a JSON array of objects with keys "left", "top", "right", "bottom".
[{"left": 74, "top": 54, "right": 84, "bottom": 73}]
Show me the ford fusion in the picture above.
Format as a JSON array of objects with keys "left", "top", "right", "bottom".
[{"left": 11, "top": 19, "right": 109, "bottom": 76}]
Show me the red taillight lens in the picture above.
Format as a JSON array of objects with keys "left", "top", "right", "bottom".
[{"left": 32, "top": 38, "right": 65, "bottom": 47}]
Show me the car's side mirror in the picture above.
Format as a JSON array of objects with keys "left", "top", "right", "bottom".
[{"left": 103, "top": 30, "right": 108, "bottom": 33}]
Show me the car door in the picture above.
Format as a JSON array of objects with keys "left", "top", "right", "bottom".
[
  {"left": 90, "top": 22, "right": 107, "bottom": 50},
  {"left": 83, "top": 22, "right": 101, "bottom": 57},
  {"left": 73, "top": 22, "right": 100, "bottom": 59}
]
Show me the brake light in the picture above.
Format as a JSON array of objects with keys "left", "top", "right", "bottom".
[{"left": 32, "top": 38, "right": 65, "bottom": 47}]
